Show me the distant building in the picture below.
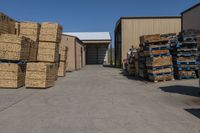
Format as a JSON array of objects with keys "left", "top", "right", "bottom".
[
  {"left": 64, "top": 32, "right": 111, "bottom": 65},
  {"left": 181, "top": 2, "right": 200, "bottom": 31},
  {"left": 61, "top": 34, "right": 86, "bottom": 71},
  {"left": 114, "top": 16, "right": 181, "bottom": 67}
]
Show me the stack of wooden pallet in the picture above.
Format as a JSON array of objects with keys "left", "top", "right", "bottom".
[
  {"left": 26, "top": 63, "right": 55, "bottom": 88},
  {"left": 19, "top": 22, "right": 40, "bottom": 62},
  {"left": 26, "top": 22, "right": 63, "bottom": 88},
  {"left": 138, "top": 49, "right": 147, "bottom": 78},
  {"left": 171, "top": 31, "right": 199, "bottom": 80},
  {"left": 58, "top": 45, "right": 68, "bottom": 77},
  {"left": 139, "top": 34, "right": 174, "bottom": 82},
  {"left": 0, "top": 34, "right": 30, "bottom": 88},
  {"left": 197, "top": 36, "right": 200, "bottom": 86},
  {"left": 37, "top": 22, "right": 62, "bottom": 63},
  {"left": 19, "top": 22, "right": 41, "bottom": 42}
]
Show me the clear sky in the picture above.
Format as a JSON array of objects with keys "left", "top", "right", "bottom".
[{"left": 0, "top": 0, "right": 199, "bottom": 39}]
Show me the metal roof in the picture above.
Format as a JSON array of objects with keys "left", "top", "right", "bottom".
[{"left": 63, "top": 32, "right": 111, "bottom": 41}]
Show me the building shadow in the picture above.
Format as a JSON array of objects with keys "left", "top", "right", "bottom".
[
  {"left": 185, "top": 109, "right": 200, "bottom": 119},
  {"left": 103, "top": 64, "right": 119, "bottom": 69},
  {"left": 160, "top": 85, "right": 200, "bottom": 97},
  {"left": 120, "top": 70, "right": 149, "bottom": 82}
]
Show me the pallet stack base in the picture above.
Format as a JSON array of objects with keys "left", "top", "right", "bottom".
[
  {"left": 25, "top": 63, "right": 55, "bottom": 89},
  {"left": 140, "top": 34, "right": 174, "bottom": 82},
  {"left": 0, "top": 63, "right": 26, "bottom": 88}
]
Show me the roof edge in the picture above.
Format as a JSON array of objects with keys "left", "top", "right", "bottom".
[
  {"left": 120, "top": 16, "right": 181, "bottom": 20},
  {"left": 181, "top": 2, "right": 200, "bottom": 14},
  {"left": 62, "top": 34, "right": 84, "bottom": 44},
  {"left": 63, "top": 32, "right": 111, "bottom": 41},
  {"left": 115, "top": 16, "right": 181, "bottom": 32},
  {"left": 82, "top": 39, "right": 112, "bottom": 41}
]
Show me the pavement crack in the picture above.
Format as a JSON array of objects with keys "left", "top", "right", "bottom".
[{"left": 0, "top": 91, "right": 40, "bottom": 113}]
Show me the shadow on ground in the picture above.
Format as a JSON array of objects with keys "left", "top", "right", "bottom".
[
  {"left": 160, "top": 85, "right": 200, "bottom": 97},
  {"left": 103, "top": 65, "right": 120, "bottom": 69},
  {"left": 120, "top": 70, "right": 149, "bottom": 82},
  {"left": 185, "top": 109, "right": 200, "bottom": 119}
]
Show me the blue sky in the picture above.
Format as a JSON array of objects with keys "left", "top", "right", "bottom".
[{"left": 0, "top": 0, "right": 199, "bottom": 40}]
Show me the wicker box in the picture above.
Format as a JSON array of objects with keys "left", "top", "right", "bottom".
[
  {"left": 37, "top": 42, "right": 59, "bottom": 63},
  {"left": 19, "top": 21, "right": 41, "bottom": 42},
  {"left": 0, "top": 63, "right": 26, "bottom": 88},
  {"left": 39, "top": 22, "right": 62, "bottom": 43},
  {"left": 25, "top": 62, "right": 55, "bottom": 88},
  {"left": 58, "top": 62, "right": 66, "bottom": 77},
  {"left": 0, "top": 34, "right": 30, "bottom": 61}
]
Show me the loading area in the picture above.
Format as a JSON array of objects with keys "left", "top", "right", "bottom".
[{"left": 0, "top": 65, "right": 199, "bottom": 133}]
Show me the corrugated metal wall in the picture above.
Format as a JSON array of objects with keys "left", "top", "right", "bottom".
[
  {"left": 182, "top": 5, "right": 200, "bottom": 31},
  {"left": 76, "top": 40, "right": 82, "bottom": 70},
  {"left": 82, "top": 45, "right": 86, "bottom": 67},
  {"left": 86, "top": 44, "right": 109, "bottom": 64},
  {"left": 61, "top": 35, "right": 76, "bottom": 71},
  {"left": 61, "top": 35, "right": 85, "bottom": 71},
  {"left": 121, "top": 18, "right": 181, "bottom": 62}
]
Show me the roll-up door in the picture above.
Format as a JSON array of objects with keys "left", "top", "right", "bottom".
[{"left": 86, "top": 45, "right": 108, "bottom": 64}]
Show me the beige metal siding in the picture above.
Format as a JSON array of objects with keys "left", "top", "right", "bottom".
[
  {"left": 61, "top": 35, "right": 76, "bottom": 71},
  {"left": 121, "top": 18, "right": 181, "bottom": 62},
  {"left": 75, "top": 40, "right": 82, "bottom": 70},
  {"left": 82, "top": 45, "right": 86, "bottom": 67},
  {"left": 182, "top": 5, "right": 200, "bottom": 31}
]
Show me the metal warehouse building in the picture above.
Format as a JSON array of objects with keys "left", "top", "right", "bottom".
[
  {"left": 61, "top": 34, "right": 86, "bottom": 71},
  {"left": 64, "top": 32, "right": 111, "bottom": 65},
  {"left": 181, "top": 2, "right": 200, "bottom": 31},
  {"left": 114, "top": 16, "right": 181, "bottom": 67}
]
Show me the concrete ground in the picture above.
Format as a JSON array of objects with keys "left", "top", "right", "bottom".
[{"left": 0, "top": 65, "right": 200, "bottom": 133}]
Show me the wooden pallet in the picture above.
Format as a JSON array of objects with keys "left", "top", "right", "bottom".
[
  {"left": 140, "top": 34, "right": 160, "bottom": 44},
  {"left": 148, "top": 74, "right": 175, "bottom": 83},
  {"left": 0, "top": 63, "right": 26, "bottom": 88}
]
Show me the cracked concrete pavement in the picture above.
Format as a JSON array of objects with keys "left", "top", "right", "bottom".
[{"left": 0, "top": 65, "right": 199, "bottom": 133}]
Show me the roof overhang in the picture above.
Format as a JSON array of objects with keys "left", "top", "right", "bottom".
[
  {"left": 63, "top": 32, "right": 111, "bottom": 45},
  {"left": 82, "top": 40, "right": 111, "bottom": 44}
]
